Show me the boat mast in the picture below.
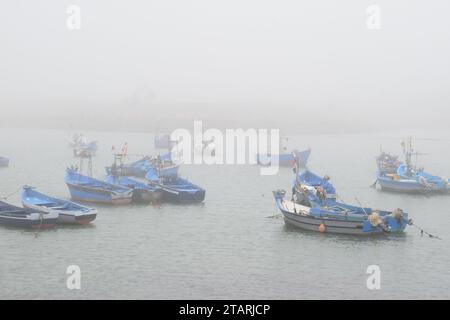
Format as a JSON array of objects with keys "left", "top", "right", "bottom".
[
  {"left": 402, "top": 136, "right": 413, "bottom": 171},
  {"left": 79, "top": 153, "right": 93, "bottom": 177}
]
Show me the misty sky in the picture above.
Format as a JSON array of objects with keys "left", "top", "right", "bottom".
[{"left": 1, "top": 0, "right": 449, "bottom": 132}]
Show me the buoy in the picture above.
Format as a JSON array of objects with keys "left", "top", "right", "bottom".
[{"left": 319, "top": 223, "right": 326, "bottom": 233}]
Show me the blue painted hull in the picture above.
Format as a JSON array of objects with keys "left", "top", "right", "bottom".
[
  {"left": 149, "top": 178, "right": 206, "bottom": 203},
  {"left": 377, "top": 174, "right": 450, "bottom": 193},
  {"left": 65, "top": 170, "right": 133, "bottom": 205},
  {"left": 161, "top": 187, "right": 206, "bottom": 203}
]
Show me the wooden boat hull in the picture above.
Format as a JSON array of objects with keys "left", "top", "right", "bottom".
[
  {"left": 22, "top": 186, "right": 98, "bottom": 224},
  {"left": 65, "top": 183, "right": 132, "bottom": 205},
  {"left": 22, "top": 203, "right": 97, "bottom": 225},
  {"left": 65, "top": 170, "right": 133, "bottom": 205}
]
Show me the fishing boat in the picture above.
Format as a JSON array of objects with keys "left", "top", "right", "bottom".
[
  {"left": 0, "top": 156, "right": 9, "bottom": 167},
  {"left": 145, "top": 168, "right": 205, "bottom": 203},
  {"left": 377, "top": 165, "right": 450, "bottom": 193},
  {"left": 65, "top": 168, "right": 133, "bottom": 205},
  {"left": 0, "top": 201, "right": 58, "bottom": 229},
  {"left": 375, "top": 138, "right": 450, "bottom": 193},
  {"left": 105, "top": 175, "right": 162, "bottom": 203},
  {"left": 273, "top": 190, "right": 410, "bottom": 235},
  {"left": 21, "top": 186, "right": 97, "bottom": 224},
  {"left": 105, "top": 155, "right": 153, "bottom": 178}
]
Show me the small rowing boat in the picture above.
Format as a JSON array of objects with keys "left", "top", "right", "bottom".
[
  {"left": 65, "top": 168, "right": 133, "bottom": 205},
  {"left": 0, "top": 200, "right": 58, "bottom": 229},
  {"left": 21, "top": 186, "right": 97, "bottom": 224}
]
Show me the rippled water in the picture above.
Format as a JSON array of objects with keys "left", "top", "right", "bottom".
[{"left": 0, "top": 128, "right": 449, "bottom": 299}]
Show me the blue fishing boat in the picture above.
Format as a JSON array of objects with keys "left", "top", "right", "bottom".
[
  {"left": 273, "top": 190, "right": 410, "bottom": 235},
  {"left": 375, "top": 138, "right": 450, "bottom": 193},
  {"left": 152, "top": 152, "right": 180, "bottom": 178},
  {"left": 377, "top": 165, "right": 450, "bottom": 193},
  {"left": 22, "top": 186, "right": 97, "bottom": 224},
  {"left": 0, "top": 156, "right": 9, "bottom": 167},
  {"left": 65, "top": 168, "right": 133, "bottom": 205},
  {"left": 105, "top": 155, "right": 153, "bottom": 178},
  {"left": 105, "top": 175, "right": 162, "bottom": 203},
  {"left": 145, "top": 168, "right": 205, "bottom": 203},
  {"left": 0, "top": 201, "right": 58, "bottom": 229}
]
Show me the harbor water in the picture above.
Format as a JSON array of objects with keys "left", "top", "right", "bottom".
[{"left": 0, "top": 128, "right": 449, "bottom": 299}]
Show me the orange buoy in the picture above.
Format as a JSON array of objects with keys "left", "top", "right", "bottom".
[{"left": 319, "top": 223, "right": 326, "bottom": 233}]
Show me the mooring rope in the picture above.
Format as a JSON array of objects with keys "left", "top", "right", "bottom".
[{"left": 410, "top": 222, "right": 441, "bottom": 240}]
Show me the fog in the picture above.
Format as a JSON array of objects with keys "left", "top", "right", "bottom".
[{"left": 1, "top": 0, "right": 449, "bottom": 133}]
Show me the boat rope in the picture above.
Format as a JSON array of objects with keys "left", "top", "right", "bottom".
[
  {"left": 410, "top": 222, "right": 441, "bottom": 240},
  {"left": 0, "top": 186, "right": 22, "bottom": 200}
]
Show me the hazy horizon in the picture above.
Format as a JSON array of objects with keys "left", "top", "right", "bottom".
[{"left": 1, "top": 1, "right": 449, "bottom": 133}]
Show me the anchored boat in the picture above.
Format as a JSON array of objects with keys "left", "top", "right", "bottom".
[
  {"left": 22, "top": 186, "right": 97, "bottom": 224},
  {"left": 146, "top": 168, "right": 205, "bottom": 203},
  {"left": 105, "top": 175, "right": 162, "bottom": 203},
  {"left": 0, "top": 201, "right": 58, "bottom": 229},
  {"left": 375, "top": 138, "right": 450, "bottom": 193},
  {"left": 105, "top": 155, "right": 153, "bottom": 178},
  {"left": 273, "top": 190, "right": 410, "bottom": 235},
  {"left": 65, "top": 168, "right": 133, "bottom": 205}
]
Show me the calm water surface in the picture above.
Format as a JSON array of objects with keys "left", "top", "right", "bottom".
[{"left": 0, "top": 128, "right": 449, "bottom": 299}]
